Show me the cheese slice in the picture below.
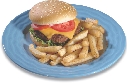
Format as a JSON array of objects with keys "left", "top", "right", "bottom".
[{"left": 39, "top": 18, "right": 80, "bottom": 39}]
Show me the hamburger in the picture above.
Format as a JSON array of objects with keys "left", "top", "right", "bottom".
[{"left": 29, "top": 0, "right": 82, "bottom": 46}]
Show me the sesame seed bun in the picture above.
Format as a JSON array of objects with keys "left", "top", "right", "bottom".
[{"left": 29, "top": 0, "right": 77, "bottom": 25}]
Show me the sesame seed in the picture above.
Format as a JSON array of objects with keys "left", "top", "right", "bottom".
[{"left": 41, "top": 16, "right": 42, "bottom": 18}]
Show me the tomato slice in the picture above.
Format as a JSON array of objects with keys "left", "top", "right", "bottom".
[
  {"left": 31, "top": 20, "right": 75, "bottom": 32},
  {"left": 50, "top": 20, "right": 75, "bottom": 32},
  {"left": 31, "top": 24, "right": 49, "bottom": 30}
]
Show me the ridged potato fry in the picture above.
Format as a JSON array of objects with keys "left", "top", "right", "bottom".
[
  {"left": 36, "top": 46, "right": 62, "bottom": 53},
  {"left": 88, "top": 34, "right": 99, "bottom": 58},
  {"left": 63, "top": 49, "right": 81, "bottom": 63},
  {"left": 50, "top": 57, "right": 61, "bottom": 66},
  {"left": 48, "top": 54, "right": 58, "bottom": 60},
  {"left": 97, "top": 32, "right": 103, "bottom": 50},
  {"left": 65, "top": 30, "right": 88, "bottom": 46},
  {"left": 57, "top": 47, "right": 66, "bottom": 57},
  {"left": 85, "top": 18, "right": 98, "bottom": 25},
  {"left": 81, "top": 22, "right": 93, "bottom": 29},
  {"left": 67, "top": 43, "right": 82, "bottom": 53},
  {"left": 81, "top": 38, "right": 89, "bottom": 47},
  {"left": 92, "top": 25, "right": 105, "bottom": 34},
  {"left": 29, "top": 44, "right": 46, "bottom": 58},
  {"left": 62, "top": 53, "right": 94, "bottom": 66},
  {"left": 39, "top": 55, "right": 50, "bottom": 63},
  {"left": 79, "top": 46, "right": 89, "bottom": 59},
  {"left": 88, "top": 29, "right": 101, "bottom": 37}
]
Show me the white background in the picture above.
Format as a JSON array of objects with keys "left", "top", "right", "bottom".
[{"left": 0, "top": 0, "right": 127, "bottom": 83}]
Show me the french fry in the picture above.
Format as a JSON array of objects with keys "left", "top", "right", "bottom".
[
  {"left": 50, "top": 57, "right": 61, "bottom": 66},
  {"left": 39, "top": 55, "right": 50, "bottom": 63},
  {"left": 81, "top": 38, "right": 89, "bottom": 47},
  {"left": 88, "top": 34, "right": 99, "bottom": 58},
  {"left": 67, "top": 43, "right": 82, "bottom": 53},
  {"left": 79, "top": 46, "right": 89, "bottom": 59},
  {"left": 48, "top": 54, "right": 58, "bottom": 60},
  {"left": 81, "top": 22, "right": 93, "bottom": 29},
  {"left": 92, "top": 25, "right": 105, "bottom": 34},
  {"left": 65, "top": 30, "right": 88, "bottom": 46},
  {"left": 88, "top": 29, "right": 101, "bottom": 37},
  {"left": 63, "top": 49, "right": 81, "bottom": 62},
  {"left": 61, "top": 53, "right": 94, "bottom": 66},
  {"left": 57, "top": 47, "right": 66, "bottom": 57},
  {"left": 85, "top": 18, "right": 98, "bottom": 25},
  {"left": 93, "top": 20, "right": 98, "bottom": 25},
  {"left": 36, "top": 46, "right": 62, "bottom": 53},
  {"left": 94, "top": 36, "right": 98, "bottom": 44},
  {"left": 29, "top": 44, "right": 46, "bottom": 58},
  {"left": 97, "top": 32, "right": 103, "bottom": 50}
]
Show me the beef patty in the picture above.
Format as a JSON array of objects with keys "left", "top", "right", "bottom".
[{"left": 33, "top": 23, "right": 82, "bottom": 44}]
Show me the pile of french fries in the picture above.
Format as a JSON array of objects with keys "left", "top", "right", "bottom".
[{"left": 29, "top": 18, "right": 105, "bottom": 66}]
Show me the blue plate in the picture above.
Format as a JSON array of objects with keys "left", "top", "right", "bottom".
[{"left": 2, "top": 4, "right": 126, "bottom": 78}]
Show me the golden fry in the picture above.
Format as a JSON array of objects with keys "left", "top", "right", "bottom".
[
  {"left": 93, "top": 20, "right": 98, "bottom": 25},
  {"left": 88, "top": 34, "right": 99, "bottom": 58},
  {"left": 81, "top": 38, "right": 89, "bottom": 47},
  {"left": 36, "top": 46, "right": 62, "bottom": 53},
  {"left": 57, "top": 47, "right": 66, "bottom": 57},
  {"left": 48, "top": 54, "right": 58, "bottom": 60},
  {"left": 85, "top": 18, "right": 98, "bottom": 25},
  {"left": 79, "top": 46, "right": 89, "bottom": 59},
  {"left": 67, "top": 43, "right": 82, "bottom": 53},
  {"left": 88, "top": 29, "right": 101, "bottom": 37},
  {"left": 61, "top": 53, "right": 94, "bottom": 66},
  {"left": 81, "top": 22, "right": 93, "bottom": 29},
  {"left": 50, "top": 57, "right": 61, "bottom": 66},
  {"left": 97, "top": 32, "right": 103, "bottom": 50},
  {"left": 92, "top": 25, "right": 105, "bottom": 34},
  {"left": 65, "top": 30, "right": 88, "bottom": 46},
  {"left": 29, "top": 44, "right": 46, "bottom": 58},
  {"left": 39, "top": 55, "right": 50, "bottom": 63},
  {"left": 63, "top": 49, "right": 81, "bottom": 63}
]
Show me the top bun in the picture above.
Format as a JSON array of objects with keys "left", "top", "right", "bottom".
[{"left": 29, "top": 0, "right": 77, "bottom": 25}]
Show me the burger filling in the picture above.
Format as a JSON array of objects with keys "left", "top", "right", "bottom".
[{"left": 29, "top": 21, "right": 84, "bottom": 46}]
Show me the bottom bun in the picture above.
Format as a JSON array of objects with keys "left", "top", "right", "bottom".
[{"left": 30, "top": 33, "right": 47, "bottom": 46}]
